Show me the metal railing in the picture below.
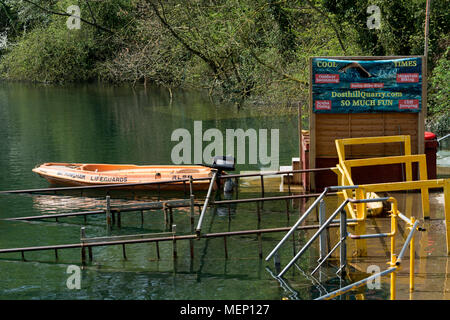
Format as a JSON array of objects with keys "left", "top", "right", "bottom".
[
  {"left": 195, "top": 169, "right": 218, "bottom": 236},
  {"left": 269, "top": 194, "right": 391, "bottom": 278},
  {"left": 438, "top": 133, "right": 450, "bottom": 143},
  {"left": 265, "top": 185, "right": 359, "bottom": 266},
  {"left": 264, "top": 181, "right": 422, "bottom": 299},
  {"left": 315, "top": 214, "right": 420, "bottom": 300}
]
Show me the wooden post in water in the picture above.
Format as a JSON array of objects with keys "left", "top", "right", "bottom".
[
  {"left": 80, "top": 227, "right": 86, "bottom": 265},
  {"left": 163, "top": 204, "right": 169, "bottom": 228},
  {"left": 155, "top": 241, "right": 160, "bottom": 260},
  {"left": 287, "top": 174, "right": 291, "bottom": 195},
  {"left": 286, "top": 199, "right": 290, "bottom": 222},
  {"left": 260, "top": 176, "right": 265, "bottom": 198},
  {"left": 224, "top": 236, "right": 228, "bottom": 259},
  {"left": 189, "top": 177, "right": 195, "bottom": 260},
  {"left": 169, "top": 207, "right": 174, "bottom": 227},
  {"left": 88, "top": 247, "right": 93, "bottom": 261},
  {"left": 189, "top": 198, "right": 195, "bottom": 231},
  {"left": 105, "top": 196, "right": 111, "bottom": 229},
  {"left": 258, "top": 233, "right": 263, "bottom": 259},
  {"left": 122, "top": 244, "right": 127, "bottom": 260},
  {"left": 172, "top": 224, "right": 177, "bottom": 259},
  {"left": 256, "top": 201, "right": 261, "bottom": 223}
]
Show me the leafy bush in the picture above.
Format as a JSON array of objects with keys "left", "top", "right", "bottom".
[
  {"left": 428, "top": 47, "right": 449, "bottom": 115},
  {"left": 0, "top": 20, "right": 96, "bottom": 83}
]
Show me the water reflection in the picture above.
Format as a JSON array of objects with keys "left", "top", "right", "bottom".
[{"left": 32, "top": 195, "right": 151, "bottom": 214}]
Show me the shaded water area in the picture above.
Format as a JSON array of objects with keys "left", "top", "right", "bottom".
[{"left": 0, "top": 82, "right": 448, "bottom": 300}]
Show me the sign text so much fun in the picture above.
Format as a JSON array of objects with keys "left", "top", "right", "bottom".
[{"left": 312, "top": 57, "right": 422, "bottom": 113}]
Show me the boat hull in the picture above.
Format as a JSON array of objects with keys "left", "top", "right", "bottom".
[{"left": 32, "top": 163, "right": 215, "bottom": 191}]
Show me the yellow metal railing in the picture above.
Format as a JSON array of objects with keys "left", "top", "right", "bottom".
[
  {"left": 272, "top": 134, "right": 447, "bottom": 299},
  {"left": 316, "top": 197, "right": 420, "bottom": 300},
  {"left": 334, "top": 135, "right": 450, "bottom": 255}
]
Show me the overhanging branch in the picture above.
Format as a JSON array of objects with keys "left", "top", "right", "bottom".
[{"left": 304, "top": 0, "right": 347, "bottom": 54}]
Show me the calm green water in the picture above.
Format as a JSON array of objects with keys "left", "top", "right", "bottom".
[{"left": 0, "top": 82, "right": 385, "bottom": 300}]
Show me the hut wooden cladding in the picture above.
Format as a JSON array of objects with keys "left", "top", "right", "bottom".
[{"left": 308, "top": 56, "right": 426, "bottom": 165}]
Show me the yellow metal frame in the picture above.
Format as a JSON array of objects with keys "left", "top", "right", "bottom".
[
  {"left": 334, "top": 135, "right": 450, "bottom": 256},
  {"left": 321, "top": 197, "right": 418, "bottom": 300},
  {"left": 313, "top": 135, "right": 449, "bottom": 299}
]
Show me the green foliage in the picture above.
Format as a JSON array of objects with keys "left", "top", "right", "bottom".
[
  {"left": 321, "top": 0, "right": 449, "bottom": 65},
  {"left": 0, "top": 21, "right": 96, "bottom": 82},
  {"left": 0, "top": 0, "right": 448, "bottom": 119},
  {"left": 0, "top": 0, "right": 134, "bottom": 82},
  {"left": 428, "top": 47, "right": 449, "bottom": 115}
]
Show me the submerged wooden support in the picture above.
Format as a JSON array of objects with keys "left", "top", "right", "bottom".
[
  {"left": 256, "top": 201, "right": 261, "bottom": 223},
  {"left": 189, "top": 190, "right": 195, "bottom": 259},
  {"left": 190, "top": 196, "right": 195, "bottom": 230},
  {"left": 172, "top": 225, "right": 177, "bottom": 260},
  {"left": 155, "top": 241, "right": 160, "bottom": 260},
  {"left": 122, "top": 244, "right": 127, "bottom": 260},
  {"left": 286, "top": 199, "right": 290, "bottom": 222},
  {"left": 260, "top": 176, "right": 265, "bottom": 198},
  {"left": 258, "top": 233, "right": 263, "bottom": 259},
  {"left": 224, "top": 236, "right": 228, "bottom": 259},
  {"left": 190, "top": 239, "right": 195, "bottom": 260},
  {"left": 163, "top": 205, "right": 169, "bottom": 227},
  {"left": 106, "top": 196, "right": 111, "bottom": 229},
  {"left": 169, "top": 207, "right": 174, "bottom": 227},
  {"left": 81, "top": 227, "right": 86, "bottom": 265},
  {"left": 88, "top": 247, "right": 93, "bottom": 261},
  {"left": 287, "top": 174, "right": 291, "bottom": 195}
]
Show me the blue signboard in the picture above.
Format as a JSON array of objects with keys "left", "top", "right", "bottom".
[{"left": 312, "top": 57, "right": 422, "bottom": 113}]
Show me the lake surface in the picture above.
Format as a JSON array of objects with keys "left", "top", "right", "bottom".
[
  {"left": 0, "top": 82, "right": 448, "bottom": 300},
  {"left": 0, "top": 82, "right": 332, "bottom": 300}
]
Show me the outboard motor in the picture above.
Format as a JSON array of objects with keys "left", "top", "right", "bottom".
[
  {"left": 210, "top": 156, "right": 235, "bottom": 195},
  {"left": 211, "top": 155, "right": 235, "bottom": 171}
]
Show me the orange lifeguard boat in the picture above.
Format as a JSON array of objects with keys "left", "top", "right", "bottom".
[{"left": 32, "top": 162, "right": 216, "bottom": 191}]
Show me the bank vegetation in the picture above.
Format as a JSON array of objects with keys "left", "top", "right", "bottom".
[{"left": 0, "top": 0, "right": 448, "bottom": 131}]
